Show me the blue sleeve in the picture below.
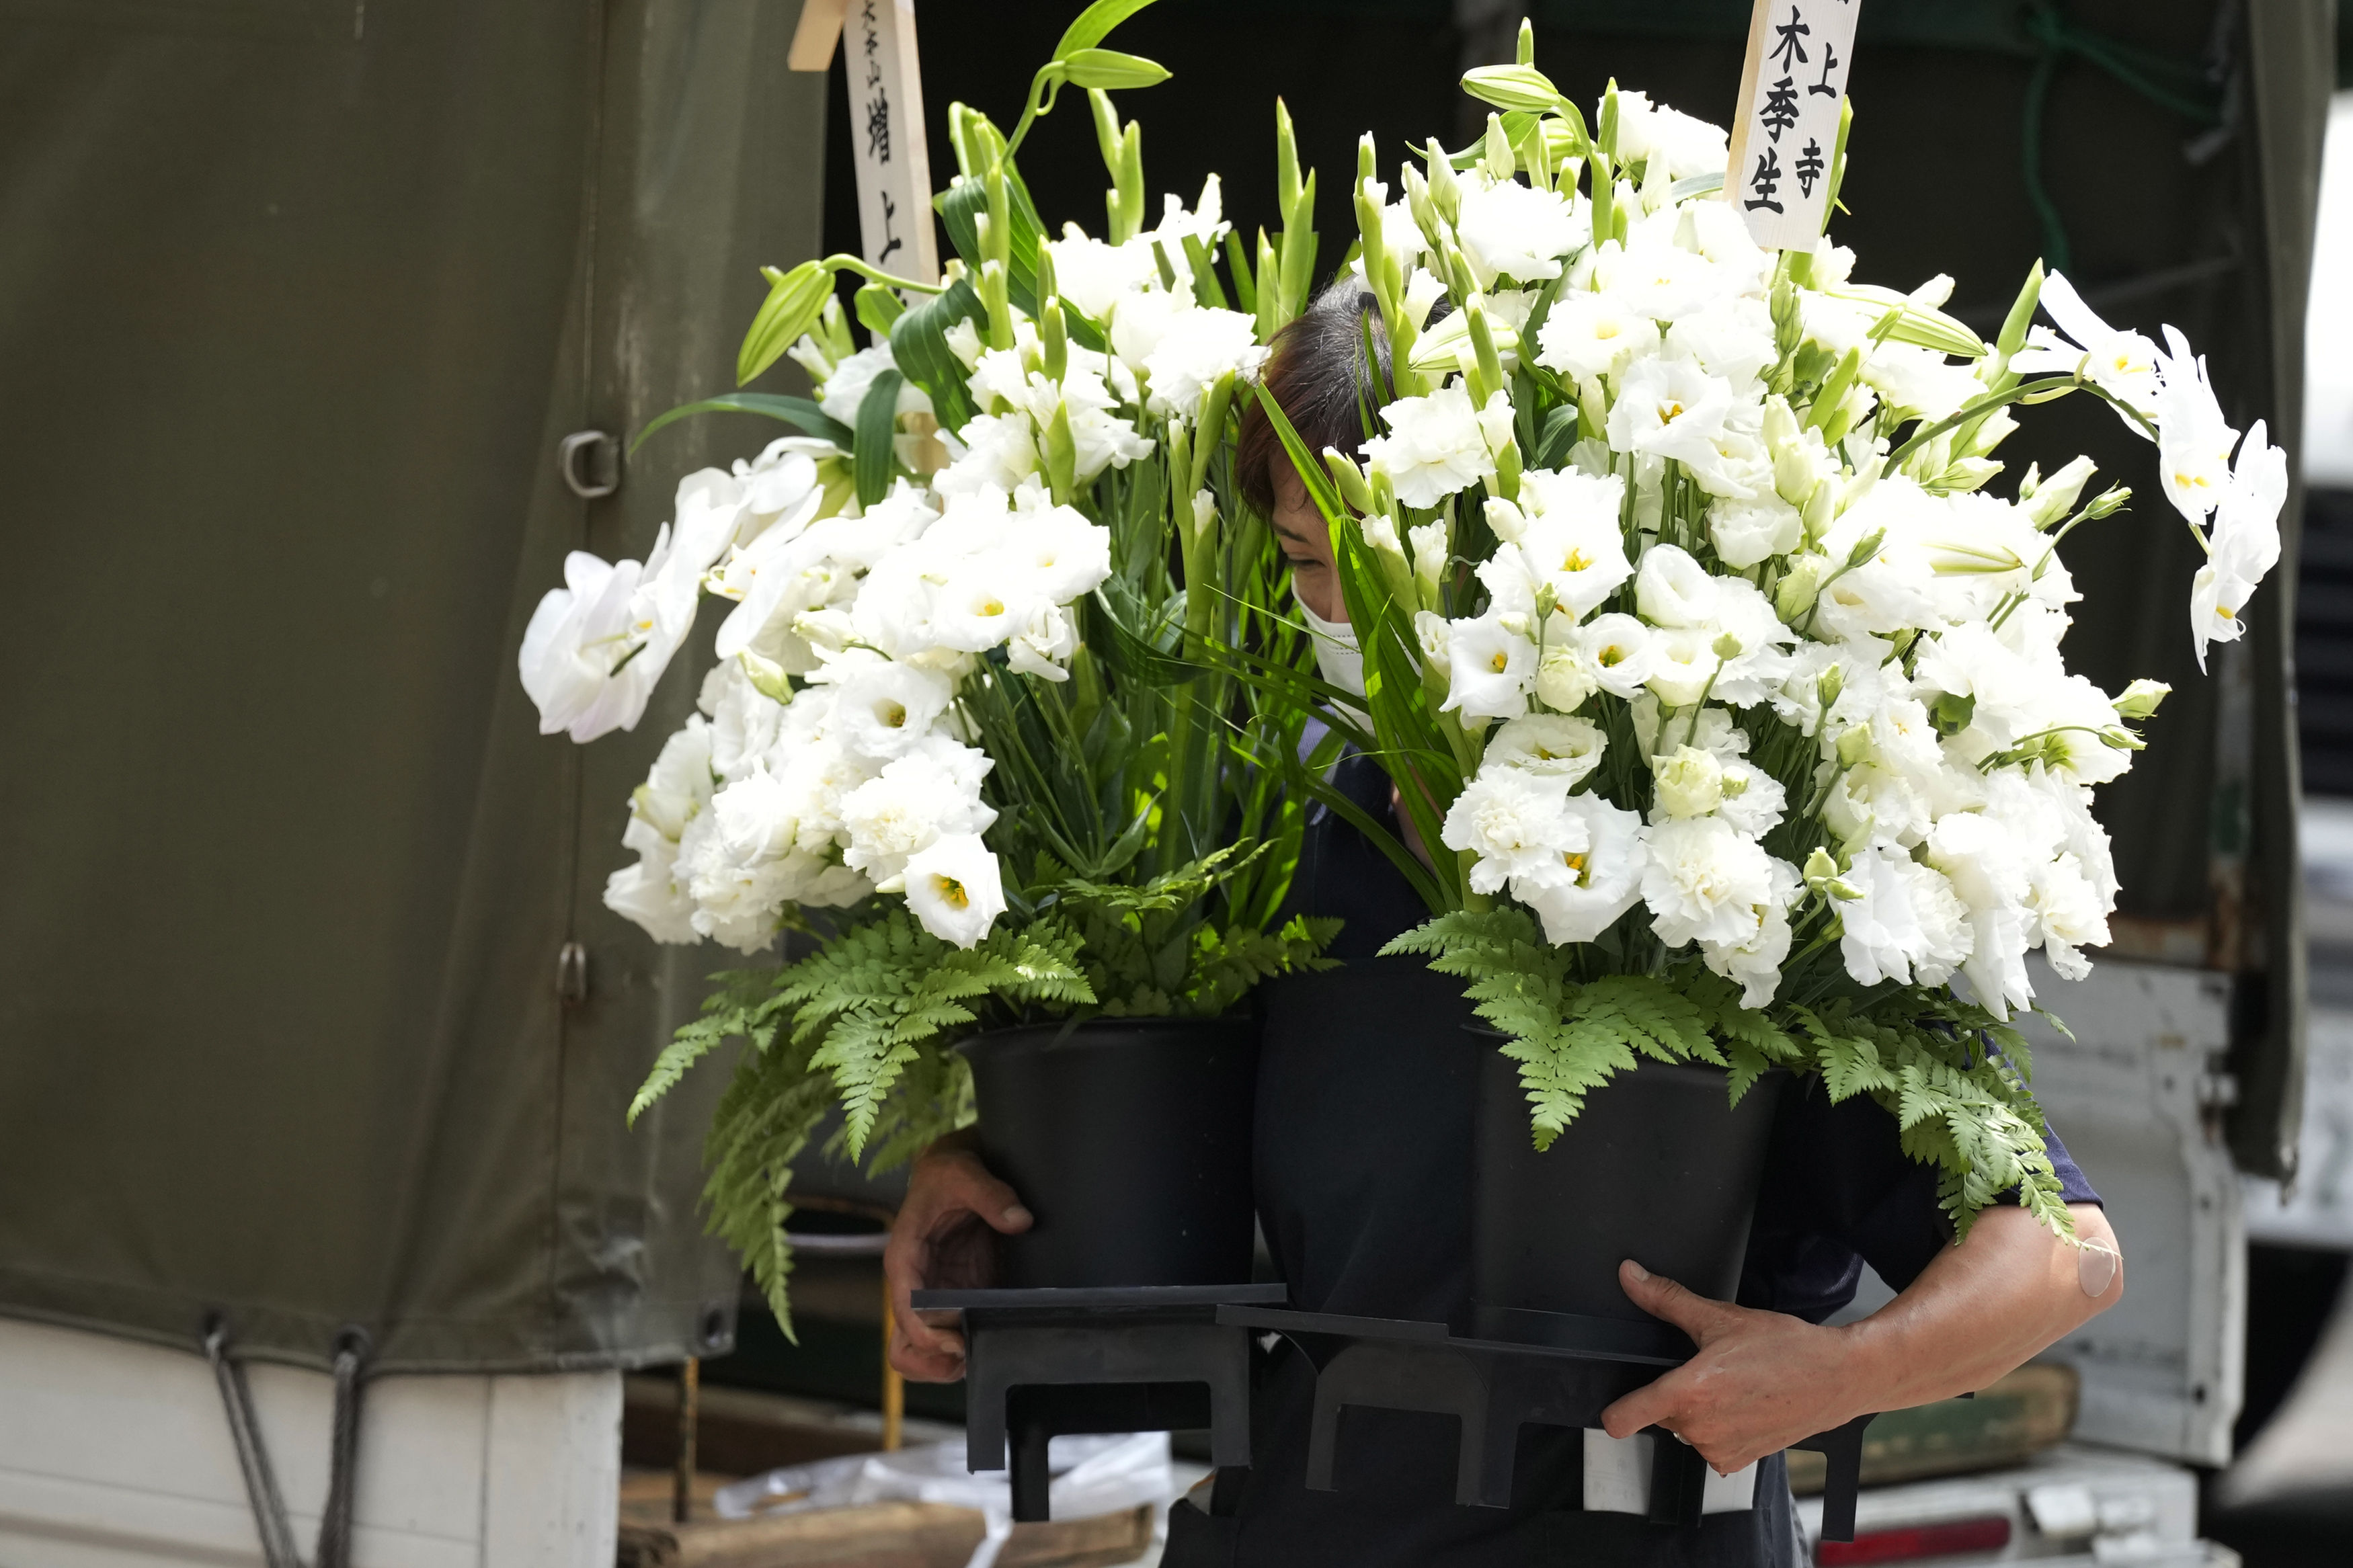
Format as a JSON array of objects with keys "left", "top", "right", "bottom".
[{"left": 1737, "top": 1076, "right": 2099, "bottom": 1323}]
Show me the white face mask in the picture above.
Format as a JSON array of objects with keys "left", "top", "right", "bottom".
[{"left": 1296, "top": 595, "right": 1368, "bottom": 713}]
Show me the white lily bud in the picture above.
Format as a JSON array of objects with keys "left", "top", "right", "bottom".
[{"left": 2023, "top": 454, "right": 2098, "bottom": 528}]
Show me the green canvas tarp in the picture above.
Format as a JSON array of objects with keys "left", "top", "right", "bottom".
[{"left": 0, "top": 0, "right": 826, "bottom": 1372}]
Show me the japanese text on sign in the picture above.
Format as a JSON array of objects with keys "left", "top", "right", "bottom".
[
  {"left": 842, "top": 0, "right": 939, "bottom": 284},
  {"left": 1724, "top": 0, "right": 1860, "bottom": 251}
]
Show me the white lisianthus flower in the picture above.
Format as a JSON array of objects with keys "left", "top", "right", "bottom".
[
  {"left": 1639, "top": 815, "right": 1780, "bottom": 952},
  {"left": 1577, "top": 613, "right": 1657, "bottom": 698},
  {"left": 1839, "top": 846, "right": 1973, "bottom": 988},
  {"left": 1363, "top": 384, "right": 1499, "bottom": 508},
  {"left": 2190, "top": 522, "right": 2276, "bottom": 671},
  {"left": 1513, "top": 476, "right": 1634, "bottom": 616},
  {"left": 1536, "top": 642, "right": 1601, "bottom": 712},
  {"left": 1007, "top": 600, "right": 1082, "bottom": 682},
  {"left": 1714, "top": 759, "right": 1788, "bottom": 838},
  {"left": 1912, "top": 622, "right": 2052, "bottom": 749},
  {"left": 1633, "top": 543, "right": 1719, "bottom": 628},
  {"left": 1709, "top": 494, "right": 1804, "bottom": 568},
  {"left": 1441, "top": 614, "right": 1536, "bottom": 721},
  {"left": 1650, "top": 745, "right": 1724, "bottom": 819},
  {"left": 1535, "top": 292, "right": 1660, "bottom": 380},
  {"left": 840, "top": 743, "right": 998, "bottom": 888},
  {"left": 1488, "top": 712, "right": 1606, "bottom": 786},
  {"left": 604, "top": 854, "right": 701, "bottom": 945},
  {"left": 1643, "top": 626, "right": 1720, "bottom": 708},
  {"left": 1923, "top": 810, "right": 2035, "bottom": 1019},
  {"left": 1441, "top": 768, "right": 1582, "bottom": 895},
  {"left": 1517, "top": 792, "right": 1648, "bottom": 943},
  {"left": 1606, "top": 354, "right": 1734, "bottom": 464},
  {"left": 901, "top": 832, "right": 1007, "bottom": 948},
  {"left": 1454, "top": 178, "right": 1586, "bottom": 285},
  {"left": 623, "top": 716, "right": 717, "bottom": 857},
  {"left": 1708, "top": 856, "right": 1801, "bottom": 1007},
  {"left": 822, "top": 653, "right": 956, "bottom": 761}
]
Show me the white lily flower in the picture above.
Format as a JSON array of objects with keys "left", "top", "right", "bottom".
[
  {"left": 2009, "top": 272, "right": 2164, "bottom": 416},
  {"left": 2153, "top": 328, "right": 2239, "bottom": 524},
  {"left": 520, "top": 516, "right": 716, "bottom": 743}
]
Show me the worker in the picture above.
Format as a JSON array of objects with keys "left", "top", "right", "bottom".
[{"left": 883, "top": 279, "right": 2126, "bottom": 1567}]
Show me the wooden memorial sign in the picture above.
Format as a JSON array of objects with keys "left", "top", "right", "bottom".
[
  {"left": 788, "top": 0, "right": 941, "bottom": 285},
  {"left": 1724, "top": 0, "right": 1860, "bottom": 251}
]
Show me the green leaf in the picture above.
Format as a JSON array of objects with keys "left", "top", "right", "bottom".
[
  {"left": 738, "top": 259, "right": 834, "bottom": 386},
  {"left": 1054, "top": 0, "right": 1160, "bottom": 59},
  {"left": 886, "top": 277, "right": 984, "bottom": 430},
  {"left": 854, "top": 367, "right": 904, "bottom": 507},
  {"left": 1058, "top": 48, "right": 1170, "bottom": 91},
  {"left": 631, "top": 393, "right": 850, "bottom": 455}
]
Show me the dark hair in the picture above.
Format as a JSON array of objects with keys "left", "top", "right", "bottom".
[{"left": 1234, "top": 278, "right": 1452, "bottom": 517}]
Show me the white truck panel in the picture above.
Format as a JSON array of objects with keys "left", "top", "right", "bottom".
[
  {"left": 2012, "top": 960, "right": 2245, "bottom": 1468},
  {"left": 0, "top": 1317, "right": 620, "bottom": 1568}
]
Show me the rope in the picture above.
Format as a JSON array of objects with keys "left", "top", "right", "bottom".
[
  {"left": 202, "top": 1318, "right": 370, "bottom": 1568},
  {"left": 2018, "top": 0, "right": 2231, "bottom": 278},
  {"left": 202, "top": 1319, "right": 300, "bottom": 1568},
  {"left": 316, "top": 1330, "right": 369, "bottom": 1568}
]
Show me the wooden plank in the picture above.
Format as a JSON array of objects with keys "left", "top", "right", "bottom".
[
  {"left": 617, "top": 1502, "right": 1156, "bottom": 1568},
  {"left": 1786, "top": 1364, "right": 2080, "bottom": 1494}
]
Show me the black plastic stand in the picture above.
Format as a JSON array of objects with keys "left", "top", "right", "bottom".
[
  {"left": 1220, "top": 1304, "right": 1878, "bottom": 1541},
  {"left": 912, "top": 1283, "right": 1285, "bottom": 1523}
]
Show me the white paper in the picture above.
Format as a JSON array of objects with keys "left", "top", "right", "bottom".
[{"left": 1582, "top": 1430, "right": 1760, "bottom": 1515}]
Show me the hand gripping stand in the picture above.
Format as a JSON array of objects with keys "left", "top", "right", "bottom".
[
  {"left": 1215, "top": 1303, "right": 1878, "bottom": 1542},
  {"left": 910, "top": 1283, "right": 1284, "bottom": 1522}
]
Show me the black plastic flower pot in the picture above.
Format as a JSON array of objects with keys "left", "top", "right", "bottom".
[
  {"left": 1470, "top": 1036, "right": 1785, "bottom": 1353},
  {"left": 960, "top": 1016, "right": 1261, "bottom": 1289}
]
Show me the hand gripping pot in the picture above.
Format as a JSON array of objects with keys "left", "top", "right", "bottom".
[
  {"left": 960, "top": 1018, "right": 1261, "bottom": 1288},
  {"left": 1470, "top": 1037, "right": 1785, "bottom": 1352}
]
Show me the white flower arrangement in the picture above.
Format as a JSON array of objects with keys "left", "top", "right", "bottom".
[
  {"left": 1267, "top": 42, "right": 2286, "bottom": 1233},
  {"left": 514, "top": 0, "right": 1339, "bottom": 1325}
]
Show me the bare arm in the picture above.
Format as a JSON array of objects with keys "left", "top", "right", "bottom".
[
  {"left": 882, "top": 1129, "right": 1033, "bottom": 1383},
  {"left": 1599, "top": 1202, "right": 2124, "bottom": 1475}
]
